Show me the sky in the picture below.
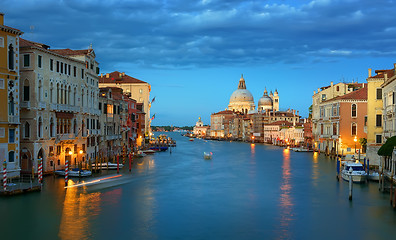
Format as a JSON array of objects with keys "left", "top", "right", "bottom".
[{"left": 2, "top": 0, "right": 396, "bottom": 126}]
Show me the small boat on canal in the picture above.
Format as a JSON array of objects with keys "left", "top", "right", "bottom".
[
  {"left": 203, "top": 152, "right": 213, "bottom": 160},
  {"left": 135, "top": 151, "right": 147, "bottom": 157},
  {"left": 189, "top": 138, "right": 194, "bottom": 141},
  {"left": 367, "top": 171, "right": 380, "bottom": 181},
  {"left": 341, "top": 162, "right": 367, "bottom": 183},
  {"left": 55, "top": 168, "right": 92, "bottom": 177}
]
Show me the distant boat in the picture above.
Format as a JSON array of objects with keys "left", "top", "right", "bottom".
[
  {"left": 203, "top": 152, "right": 213, "bottom": 160},
  {"left": 91, "top": 162, "right": 124, "bottom": 170},
  {"left": 293, "top": 147, "right": 313, "bottom": 152},
  {"left": 135, "top": 151, "right": 147, "bottom": 157},
  {"left": 189, "top": 138, "right": 194, "bottom": 141},
  {"left": 55, "top": 168, "right": 92, "bottom": 177},
  {"left": 142, "top": 149, "right": 156, "bottom": 154}
]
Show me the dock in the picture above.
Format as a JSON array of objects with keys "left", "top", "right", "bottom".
[{"left": 0, "top": 175, "right": 41, "bottom": 196}]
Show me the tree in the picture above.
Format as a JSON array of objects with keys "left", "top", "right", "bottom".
[
  {"left": 378, "top": 136, "right": 396, "bottom": 156},
  {"left": 359, "top": 138, "right": 367, "bottom": 153},
  {"left": 308, "top": 105, "right": 312, "bottom": 119}
]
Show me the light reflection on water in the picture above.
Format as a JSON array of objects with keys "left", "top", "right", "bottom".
[
  {"left": 276, "top": 148, "right": 294, "bottom": 239},
  {"left": 312, "top": 152, "right": 319, "bottom": 186}
]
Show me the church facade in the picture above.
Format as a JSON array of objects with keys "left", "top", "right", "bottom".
[{"left": 228, "top": 75, "right": 279, "bottom": 113}]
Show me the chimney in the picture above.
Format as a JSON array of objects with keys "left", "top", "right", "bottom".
[
  {"left": 0, "top": 13, "right": 4, "bottom": 25},
  {"left": 362, "top": 83, "right": 365, "bottom": 88},
  {"left": 122, "top": 72, "right": 125, "bottom": 76},
  {"left": 385, "top": 73, "right": 388, "bottom": 81},
  {"left": 368, "top": 68, "right": 372, "bottom": 78},
  {"left": 314, "top": 90, "right": 316, "bottom": 94},
  {"left": 317, "top": 88, "right": 320, "bottom": 93},
  {"left": 100, "top": 73, "right": 103, "bottom": 77},
  {"left": 331, "top": 81, "right": 333, "bottom": 87},
  {"left": 106, "top": 73, "right": 109, "bottom": 78},
  {"left": 119, "top": 73, "right": 122, "bottom": 78}
]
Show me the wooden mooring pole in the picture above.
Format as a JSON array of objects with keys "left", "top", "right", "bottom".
[{"left": 349, "top": 168, "right": 353, "bottom": 201}]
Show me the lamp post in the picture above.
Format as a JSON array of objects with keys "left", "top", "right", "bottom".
[{"left": 354, "top": 136, "right": 357, "bottom": 154}]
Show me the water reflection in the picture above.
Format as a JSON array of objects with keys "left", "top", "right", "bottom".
[
  {"left": 312, "top": 152, "right": 319, "bottom": 185},
  {"left": 276, "top": 148, "right": 294, "bottom": 239},
  {"left": 59, "top": 187, "right": 103, "bottom": 240}
]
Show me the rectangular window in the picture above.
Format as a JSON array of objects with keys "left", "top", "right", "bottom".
[
  {"left": 81, "top": 69, "right": 84, "bottom": 79},
  {"left": 74, "top": 144, "right": 77, "bottom": 154},
  {"left": 96, "top": 67, "right": 100, "bottom": 74},
  {"left": 9, "top": 129, "right": 15, "bottom": 143},
  {"left": 61, "top": 62, "right": 63, "bottom": 73},
  {"left": 99, "top": 102, "right": 102, "bottom": 110},
  {"left": 24, "top": 85, "right": 30, "bottom": 101},
  {"left": 364, "top": 116, "right": 367, "bottom": 126},
  {"left": 0, "top": 128, "right": 5, "bottom": 138},
  {"left": 56, "top": 61, "right": 60, "bottom": 72},
  {"left": 393, "top": 92, "right": 395, "bottom": 105},
  {"left": 0, "top": 79, "right": 4, "bottom": 89},
  {"left": 377, "top": 88, "right": 382, "bottom": 100},
  {"left": 50, "top": 59, "right": 54, "bottom": 71},
  {"left": 56, "top": 146, "right": 61, "bottom": 155},
  {"left": 0, "top": 37, "right": 3, "bottom": 47},
  {"left": 49, "top": 146, "right": 54, "bottom": 156},
  {"left": 38, "top": 55, "right": 42, "bottom": 68},
  {"left": 64, "top": 63, "right": 67, "bottom": 74},
  {"left": 376, "top": 114, "right": 382, "bottom": 127},
  {"left": 23, "top": 54, "right": 30, "bottom": 67},
  {"left": 321, "top": 94, "right": 326, "bottom": 101},
  {"left": 376, "top": 135, "right": 382, "bottom": 144},
  {"left": 68, "top": 65, "right": 71, "bottom": 76},
  {"left": 8, "top": 151, "right": 14, "bottom": 162},
  {"left": 332, "top": 123, "right": 337, "bottom": 135}
]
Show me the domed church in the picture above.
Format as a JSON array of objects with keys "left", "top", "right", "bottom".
[
  {"left": 228, "top": 75, "right": 256, "bottom": 114},
  {"left": 228, "top": 75, "right": 279, "bottom": 113}
]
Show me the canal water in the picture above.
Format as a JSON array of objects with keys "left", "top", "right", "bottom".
[{"left": 1, "top": 132, "right": 396, "bottom": 240}]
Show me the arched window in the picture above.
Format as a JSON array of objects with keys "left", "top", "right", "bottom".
[
  {"left": 351, "top": 104, "right": 357, "bottom": 117},
  {"left": 57, "top": 83, "right": 60, "bottom": 104},
  {"left": 60, "top": 84, "right": 63, "bottom": 104},
  {"left": 23, "top": 79, "right": 30, "bottom": 101},
  {"left": 38, "top": 80, "right": 42, "bottom": 102},
  {"left": 50, "top": 82, "right": 53, "bottom": 103},
  {"left": 74, "top": 88, "right": 77, "bottom": 106},
  {"left": 82, "top": 120, "right": 85, "bottom": 136},
  {"left": 68, "top": 86, "right": 71, "bottom": 105},
  {"left": 24, "top": 122, "right": 30, "bottom": 138},
  {"left": 8, "top": 44, "right": 14, "bottom": 70},
  {"left": 38, "top": 117, "right": 43, "bottom": 138},
  {"left": 50, "top": 118, "right": 54, "bottom": 137},
  {"left": 74, "top": 119, "right": 77, "bottom": 135},
  {"left": 336, "top": 86, "right": 339, "bottom": 91},
  {"left": 351, "top": 123, "right": 357, "bottom": 136},
  {"left": 8, "top": 93, "right": 14, "bottom": 115}
]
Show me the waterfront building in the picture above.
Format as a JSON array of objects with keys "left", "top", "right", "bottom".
[
  {"left": 98, "top": 87, "right": 130, "bottom": 161},
  {"left": 210, "top": 110, "right": 240, "bottom": 138},
  {"left": 125, "top": 94, "right": 138, "bottom": 151},
  {"left": 314, "top": 86, "right": 367, "bottom": 155},
  {"left": 99, "top": 71, "right": 151, "bottom": 137},
  {"left": 312, "top": 81, "right": 364, "bottom": 154},
  {"left": 365, "top": 67, "right": 390, "bottom": 165},
  {"left": 193, "top": 117, "right": 209, "bottom": 137},
  {"left": 136, "top": 103, "right": 146, "bottom": 147},
  {"left": 0, "top": 13, "right": 23, "bottom": 178},
  {"left": 250, "top": 109, "right": 300, "bottom": 143},
  {"left": 19, "top": 38, "right": 100, "bottom": 173},
  {"left": 303, "top": 118, "right": 313, "bottom": 148}
]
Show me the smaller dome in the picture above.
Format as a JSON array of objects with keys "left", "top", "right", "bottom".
[{"left": 258, "top": 88, "right": 273, "bottom": 110}]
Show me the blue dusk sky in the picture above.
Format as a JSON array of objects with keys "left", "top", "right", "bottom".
[{"left": 2, "top": 0, "right": 396, "bottom": 126}]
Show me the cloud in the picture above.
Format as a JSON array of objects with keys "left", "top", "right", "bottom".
[{"left": 2, "top": 0, "right": 396, "bottom": 70}]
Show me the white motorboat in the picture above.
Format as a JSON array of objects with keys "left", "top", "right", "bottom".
[
  {"left": 341, "top": 162, "right": 367, "bottom": 183},
  {"left": 142, "top": 149, "right": 156, "bottom": 154},
  {"left": 203, "top": 152, "right": 213, "bottom": 160},
  {"left": 293, "top": 147, "right": 313, "bottom": 152},
  {"left": 135, "top": 151, "right": 147, "bottom": 157},
  {"left": 55, "top": 168, "right": 92, "bottom": 177},
  {"left": 91, "top": 162, "right": 124, "bottom": 170}
]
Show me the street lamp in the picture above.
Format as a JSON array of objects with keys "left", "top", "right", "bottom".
[{"left": 354, "top": 136, "right": 357, "bottom": 153}]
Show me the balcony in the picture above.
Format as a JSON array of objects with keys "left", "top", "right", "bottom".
[
  {"left": 38, "top": 102, "right": 46, "bottom": 109},
  {"left": 105, "top": 134, "right": 122, "bottom": 140},
  {"left": 20, "top": 101, "right": 30, "bottom": 109},
  {"left": 88, "top": 129, "right": 99, "bottom": 136},
  {"left": 8, "top": 115, "right": 19, "bottom": 124},
  {"left": 50, "top": 103, "right": 80, "bottom": 112},
  {"left": 56, "top": 133, "right": 76, "bottom": 141}
]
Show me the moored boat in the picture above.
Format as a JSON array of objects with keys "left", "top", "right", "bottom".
[
  {"left": 367, "top": 171, "right": 380, "bottom": 181},
  {"left": 55, "top": 168, "right": 92, "bottom": 177},
  {"left": 91, "top": 162, "right": 124, "bottom": 170},
  {"left": 341, "top": 162, "right": 367, "bottom": 183},
  {"left": 142, "top": 149, "right": 156, "bottom": 154}
]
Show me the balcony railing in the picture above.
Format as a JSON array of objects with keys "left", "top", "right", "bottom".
[
  {"left": 38, "top": 102, "right": 46, "bottom": 109},
  {"left": 8, "top": 115, "right": 19, "bottom": 124},
  {"left": 20, "top": 101, "right": 30, "bottom": 109},
  {"left": 50, "top": 103, "right": 79, "bottom": 112},
  {"left": 57, "top": 133, "right": 76, "bottom": 141},
  {"left": 105, "top": 134, "right": 122, "bottom": 140}
]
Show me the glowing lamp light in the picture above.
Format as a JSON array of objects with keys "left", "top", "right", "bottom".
[
  {"left": 354, "top": 136, "right": 357, "bottom": 142},
  {"left": 79, "top": 150, "right": 84, "bottom": 154},
  {"left": 68, "top": 151, "right": 73, "bottom": 155}
]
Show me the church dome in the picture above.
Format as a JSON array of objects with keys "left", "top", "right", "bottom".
[
  {"left": 228, "top": 75, "right": 255, "bottom": 113},
  {"left": 258, "top": 88, "right": 273, "bottom": 110}
]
